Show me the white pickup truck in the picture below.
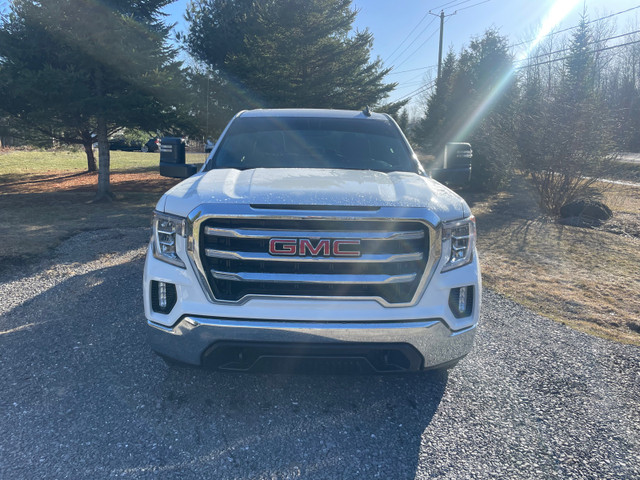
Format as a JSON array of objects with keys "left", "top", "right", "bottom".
[{"left": 143, "top": 109, "right": 480, "bottom": 373}]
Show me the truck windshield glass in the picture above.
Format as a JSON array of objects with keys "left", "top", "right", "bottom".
[{"left": 207, "top": 117, "right": 418, "bottom": 173}]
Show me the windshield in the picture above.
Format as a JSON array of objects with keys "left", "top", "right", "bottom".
[{"left": 207, "top": 116, "right": 419, "bottom": 173}]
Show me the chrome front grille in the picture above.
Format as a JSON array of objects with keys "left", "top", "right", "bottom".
[{"left": 196, "top": 217, "right": 431, "bottom": 304}]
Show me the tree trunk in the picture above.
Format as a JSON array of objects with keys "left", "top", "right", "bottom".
[
  {"left": 94, "top": 114, "right": 114, "bottom": 202},
  {"left": 83, "top": 140, "right": 97, "bottom": 172}
]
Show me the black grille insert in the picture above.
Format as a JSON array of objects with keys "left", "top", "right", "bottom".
[{"left": 199, "top": 218, "right": 430, "bottom": 304}]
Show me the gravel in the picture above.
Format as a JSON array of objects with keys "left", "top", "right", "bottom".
[{"left": 0, "top": 228, "right": 638, "bottom": 479}]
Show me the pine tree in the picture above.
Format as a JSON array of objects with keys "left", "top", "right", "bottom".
[
  {"left": 0, "top": 0, "right": 189, "bottom": 199},
  {"left": 414, "top": 30, "right": 518, "bottom": 190},
  {"left": 186, "top": 0, "right": 401, "bottom": 113},
  {"left": 412, "top": 50, "right": 457, "bottom": 155}
]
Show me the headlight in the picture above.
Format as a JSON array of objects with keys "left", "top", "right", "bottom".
[
  {"left": 152, "top": 211, "right": 186, "bottom": 268},
  {"left": 441, "top": 216, "right": 476, "bottom": 272}
]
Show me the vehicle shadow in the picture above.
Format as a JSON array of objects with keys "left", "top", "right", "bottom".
[
  {"left": 0, "top": 249, "right": 448, "bottom": 479},
  {"left": 148, "top": 365, "right": 448, "bottom": 478}
]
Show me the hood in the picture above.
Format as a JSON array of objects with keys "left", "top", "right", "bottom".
[{"left": 160, "top": 168, "right": 468, "bottom": 222}]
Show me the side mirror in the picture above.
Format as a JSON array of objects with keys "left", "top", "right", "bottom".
[{"left": 159, "top": 137, "right": 197, "bottom": 178}]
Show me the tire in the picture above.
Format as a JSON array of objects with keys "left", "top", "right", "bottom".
[{"left": 142, "top": 145, "right": 149, "bottom": 152}]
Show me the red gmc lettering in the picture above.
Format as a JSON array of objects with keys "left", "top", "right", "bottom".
[
  {"left": 269, "top": 238, "right": 362, "bottom": 257},
  {"left": 333, "top": 239, "right": 361, "bottom": 257},
  {"left": 269, "top": 238, "right": 297, "bottom": 255},
  {"left": 299, "top": 239, "right": 330, "bottom": 256}
]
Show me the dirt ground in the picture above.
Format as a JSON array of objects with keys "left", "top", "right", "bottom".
[
  {"left": 0, "top": 170, "right": 181, "bottom": 194},
  {"left": 463, "top": 177, "right": 640, "bottom": 345}
]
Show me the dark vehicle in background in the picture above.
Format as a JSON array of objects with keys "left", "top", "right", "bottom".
[
  {"left": 142, "top": 137, "right": 161, "bottom": 152},
  {"left": 108, "top": 136, "right": 160, "bottom": 152},
  {"left": 108, "top": 136, "right": 142, "bottom": 151}
]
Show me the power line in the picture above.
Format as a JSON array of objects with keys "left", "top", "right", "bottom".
[
  {"left": 516, "top": 38, "right": 640, "bottom": 70},
  {"left": 386, "top": 17, "right": 438, "bottom": 67},
  {"left": 392, "top": 24, "right": 441, "bottom": 71},
  {"left": 387, "top": 64, "right": 439, "bottom": 76},
  {"left": 510, "top": 5, "right": 640, "bottom": 50},
  {"left": 431, "top": 0, "right": 478, "bottom": 11},
  {"left": 454, "top": 0, "right": 493, "bottom": 13},
  {"left": 391, "top": 0, "right": 493, "bottom": 101},
  {"left": 424, "top": 0, "right": 492, "bottom": 80},
  {"left": 515, "top": 28, "right": 640, "bottom": 64},
  {"left": 395, "top": 80, "right": 437, "bottom": 103},
  {"left": 430, "top": 0, "right": 459, "bottom": 11},
  {"left": 394, "top": 79, "right": 432, "bottom": 90},
  {"left": 383, "top": 10, "right": 432, "bottom": 66}
]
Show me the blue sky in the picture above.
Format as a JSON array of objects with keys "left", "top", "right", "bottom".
[{"left": 162, "top": 0, "right": 640, "bottom": 112}]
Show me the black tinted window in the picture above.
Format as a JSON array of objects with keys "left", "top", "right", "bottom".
[{"left": 208, "top": 116, "right": 418, "bottom": 173}]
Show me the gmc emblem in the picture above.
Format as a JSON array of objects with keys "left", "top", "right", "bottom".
[{"left": 269, "top": 238, "right": 361, "bottom": 257}]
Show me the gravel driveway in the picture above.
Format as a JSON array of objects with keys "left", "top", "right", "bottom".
[{"left": 0, "top": 228, "right": 638, "bottom": 479}]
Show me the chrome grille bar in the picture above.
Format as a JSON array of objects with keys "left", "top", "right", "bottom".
[
  {"left": 211, "top": 270, "right": 417, "bottom": 285},
  {"left": 195, "top": 215, "right": 436, "bottom": 305},
  {"left": 205, "top": 249, "right": 423, "bottom": 263},
  {"left": 205, "top": 226, "right": 424, "bottom": 241}
]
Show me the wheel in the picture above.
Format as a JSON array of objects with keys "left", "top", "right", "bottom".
[{"left": 142, "top": 145, "right": 149, "bottom": 152}]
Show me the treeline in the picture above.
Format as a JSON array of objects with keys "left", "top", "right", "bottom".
[
  {"left": 409, "top": 14, "right": 639, "bottom": 212},
  {"left": 0, "top": 0, "right": 400, "bottom": 199},
  {"left": 1, "top": 1, "right": 638, "bottom": 209}
]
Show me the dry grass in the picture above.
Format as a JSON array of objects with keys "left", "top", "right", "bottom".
[{"left": 464, "top": 177, "right": 640, "bottom": 346}]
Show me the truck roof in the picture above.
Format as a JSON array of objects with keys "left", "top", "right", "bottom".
[{"left": 238, "top": 108, "right": 390, "bottom": 122}]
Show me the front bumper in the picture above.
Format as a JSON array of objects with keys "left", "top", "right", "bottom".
[{"left": 147, "top": 315, "right": 476, "bottom": 371}]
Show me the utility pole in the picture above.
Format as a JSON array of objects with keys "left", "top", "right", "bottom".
[
  {"left": 437, "top": 10, "right": 445, "bottom": 79},
  {"left": 430, "top": 9, "right": 456, "bottom": 80}
]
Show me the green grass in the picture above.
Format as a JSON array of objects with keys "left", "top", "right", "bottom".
[
  {"left": 0, "top": 149, "right": 208, "bottom": 181},
  {"left": 0, "top": 149, "right": 156, "bottom": 178}
]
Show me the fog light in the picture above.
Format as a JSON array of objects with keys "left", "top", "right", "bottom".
[
  {"left": 151, "top": 280, "right": 177, "bottom": 314},
  {"left": 449, "top": 286, "right": 473, "bottom": 318},
  {"left": 159, "top": 282, "right": 167, "bottom": 308},
  {"left": 458, "top": 285, "right": 467, "bottom": 313}
]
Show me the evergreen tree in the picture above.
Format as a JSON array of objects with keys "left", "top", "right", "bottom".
[
  {"left": 186, "top": 0, "right": 401, "bottom": 113},
  {"left": 0, "top": 0, "right": 189, "bottom": 199},
  {"left": 414, "top": 30, "right": 518, "bottom": 190},
  {"left": 519, "top": 14, "right": 616, "bottom": 213},
  {"left": 457, "top": 30, "right": 519, "bottom": 190},
  {"left": 412, "top": 50, "right": 457, "bottom": 154}
]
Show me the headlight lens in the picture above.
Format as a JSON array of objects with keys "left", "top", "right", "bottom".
[
  {"left": 152, "top": 211, "right": 186, "bottom": 268},
  {"left": 441, "top": 216, "right": 476, "bottom": 272}
]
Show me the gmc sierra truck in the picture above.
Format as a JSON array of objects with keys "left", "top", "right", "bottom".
[{"left": 143, "top": 108, "right": 481, "bottom": 373}]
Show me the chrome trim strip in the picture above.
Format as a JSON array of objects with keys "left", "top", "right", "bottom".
[
  {"left": 204, "top": 249, "right": 423, "bottom": 263},
  {"left": 204, "top": 226, "right": 424, "bottom": 241},
  {"left": 449, "top": 323, "right": 477, "bottom": 337},
  {"left": 185, "top": 207, "right": 442, "bottom": 308},
  {"left": 211, "top": 270, "right": 417, "bottom": 285},
  {"left": 146, "top": 316, "right": 477, "bottom": 369}
]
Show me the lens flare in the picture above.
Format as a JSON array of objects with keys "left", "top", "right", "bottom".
[
  {"left": 517, "top": 0, "right": 582, "bottom": 61},
  {"left": 452, "top": 0, "right": 581, "bottom": 144}
]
